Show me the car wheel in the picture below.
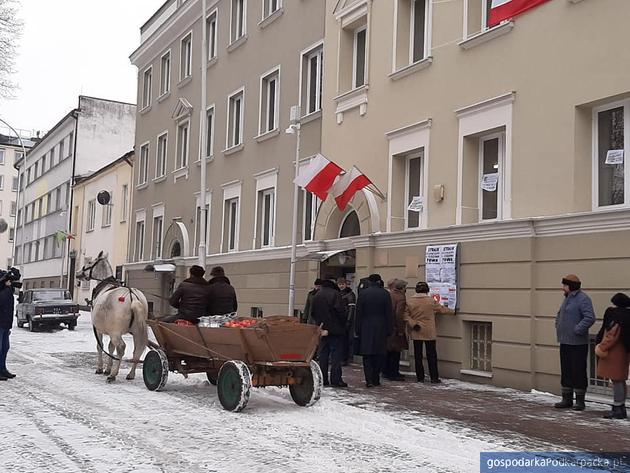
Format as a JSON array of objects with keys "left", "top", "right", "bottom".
[{"left": 28, "top": 316, "right": 37, "bottom": 332}]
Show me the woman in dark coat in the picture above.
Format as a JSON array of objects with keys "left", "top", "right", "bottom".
[
  {"left": 595, "top": 292, "right": 630, "bottom": 419},
  {"left": 0, "top": 271, "right": 17, "bottom": 380},
  {"left": 356, "top": 274, "right": 393, "bottom": 387},
  {"left": 384, "top": 279, "right": 408, "bottom": 381}
]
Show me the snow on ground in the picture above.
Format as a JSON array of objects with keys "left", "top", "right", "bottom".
[{"left": 2, "top": 314, "right": 527, "bottom": 473}]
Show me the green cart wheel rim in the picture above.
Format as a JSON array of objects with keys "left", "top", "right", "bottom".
[
  {"left": 217, "top": 361, "right": 251, "bottom": 412},
  {"left": 143, "top": 349, "right": 168, "bottom": 391}
]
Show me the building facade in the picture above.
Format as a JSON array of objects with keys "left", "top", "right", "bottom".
[
  {"left": 127, "top": 0, "right": 324, "bottom": 318},
  {"left": 70, "top": 152, "right": 133, "bottom": 304},
  {"left": 0, "top": 132, "right": 36, "bottom": 269},
  {"left": 14, "top": 96, "right": 136, "bottom": 290}
]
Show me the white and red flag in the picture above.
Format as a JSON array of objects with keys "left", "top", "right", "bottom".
[
  {"left": 332, "top": 166, "right": 372, "bottom": 211},
  {"left": 293, "top": 154, "right": 344, "bottom": 201},
  {"left": 488, "top": 0, "right": 551, "bottom": 27}
]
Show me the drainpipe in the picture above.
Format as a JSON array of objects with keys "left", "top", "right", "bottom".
[
  {"left": 198, "top": 0, "right": 208, "bottom": 268},
  {"left": 62, "top": 109, "right": 80, "bottom": 289}
]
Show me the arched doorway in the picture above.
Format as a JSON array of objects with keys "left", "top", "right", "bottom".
[{"left": 320, "top": 211, "right": 360, "bottom": 289}]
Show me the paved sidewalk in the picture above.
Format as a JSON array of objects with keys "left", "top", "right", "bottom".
[{"left": 335, "top": 365, "right": 630, "bottom": 452}]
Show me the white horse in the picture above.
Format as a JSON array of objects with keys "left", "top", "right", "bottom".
[{"left": 76, "top": 251, "right": 149, "bottom": 383}]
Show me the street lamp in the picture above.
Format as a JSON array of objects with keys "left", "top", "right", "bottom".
[{"left": 286, "top": 105, "right": 301, "bottom": 317}]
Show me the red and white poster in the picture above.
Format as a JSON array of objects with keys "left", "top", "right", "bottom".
[{"left": 488, "top": 0, "right": 552, "bottom": 28}]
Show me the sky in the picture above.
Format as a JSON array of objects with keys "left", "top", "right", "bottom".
[{"left": 0, "top": 0, "right": 165, "bottom": 136}]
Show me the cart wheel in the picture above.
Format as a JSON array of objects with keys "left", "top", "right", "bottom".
[
  {"left": 289, "top": 360, "right": 323, "bottom": 407},
  {"left": 143, "top": 349, "right": 169, "bottom": 391},
  {"left": 206, "top": 371, "right": 218, "bottom": 385},
  {"left": 217, "top": 360, "right": 251, "bottom": 412}
]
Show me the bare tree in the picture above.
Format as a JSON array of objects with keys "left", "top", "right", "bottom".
[{"left": 0, "top": 0, "right": 22, "bottom": 99}]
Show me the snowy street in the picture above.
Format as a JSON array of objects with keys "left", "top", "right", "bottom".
[{"left": 0, "top": 314, "right": 626, "bottom": 473}]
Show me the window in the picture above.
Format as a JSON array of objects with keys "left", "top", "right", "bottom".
[
  {"left": 195, "top": 204, "right": 210, "bottom": 255},
  {"left": 205, "top": 107, "right": 215, "bottom": 158},
  {"left": 259, "top": 69, "right": 279, "bottom": 134},
  {"left": 0, "top": 175, "right": 3, "bottom": 190},
  {"left": 59, "top": 140, "right": 64, "bottom": 164},
  {"left": 206, "top": 11, "right": 218, "bottom": 60},
  {"left": 142, "top": 67, "right": 153, "bottom": 108},
  {"left": 160, "top": 51, "right": 171, "bottom": 96},
  {"left": 12, "top": 176, "right": 18, "bottom": 191},
  {"left": 594, "top": 102, "right": 628, "bottom": 208},
  {"left": 180, "top": 33, "right": 193, "bottom": 80},
  {"left": 469, "top": 322, "right": 492, "bottom": 372},
  {"left": 227, "top": 89, "right": 244, "bottom": 149},
  {"left": 394, "top": 0, "right": 430, "bottom": 71},
  {"left": 55, "top": 187, "right": 61, "bottom": 211},
  {"left": 138, "top": 143, "right": 149, "bottom": 185},
  {"left": 8, "top": 227, "right": 14, "bottom": 242},
  {"left": 135, "top": 220, "right": 145, "bottom": 261},
  {"left": 340, "top": 211, "right": 360, "bottom": 238},
  {"left": 0, "top": 200, "right": 2, "bottom": 215},
  {"left": 0, "top": 149, "right": 4, "bottom": 164},
  {"left": 231, "top": 0, "right": 246, "bottom": 42},
  {"left": 177, "top": 121, "right": 190, "bottom": 168},
  {"left": 353, "top": 27, "right": 367, "bottom": 88},
  {"left": 465, "top": 0, "right": 494, "bottom": 37},
  {"left": 156, "top": 132, "right": 168, "bottom": 178},
  {"left": 225, "top": 197, "right": 239, "bottom": 251},
  {"left": 152, "top": 215, "right": 164, "bottom": 259},
  {"left": 479, "top": 133, "right": 504, "bottom": 221},
  {"left": 102, "top": 193, "right": 112, "bottom": 227},
  {"left": 121, "top": 184, "right": 128, "bottom": 222},
  {"left": 68, "top": 132, "right": 74, "bottom": 158},
  {"left": 65, "top": 182, "right": 70, "bottom": 207},
  {"left": 34, "top": 199, "right": 41, "bottom": 219},
  {"left": 257, "top": 188, "right": 275, "bottom": 247},
  {"left": 263, "top": 0, "right": 280, "bottom": 18},
  {"left": 41, "top": 154, "right": 47, "bottom": 173},
  {"left": 302, "top": 45, "right": 323, "bottom": 115},
  {"left": 405, "top": 152, "right": 423, "bottom": 229},
  {"left": 87, "top": 199, "right": 96, "bottom": 231},
  {"left": 33, "top": 161, "right": 39, "bottom": 180},
  {"left": 303, "top": 191, "right": 319, "bottom": 241},
  {"left": 10, "top": 200, "right": 16, "bottom": 217}
]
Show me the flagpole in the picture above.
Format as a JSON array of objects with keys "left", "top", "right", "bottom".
[
  {"left": 352, "top": 165, "right": 386, "bottom": 200},
  {"left": 287, "top": 106, "right": 301, "bottom": 317}
]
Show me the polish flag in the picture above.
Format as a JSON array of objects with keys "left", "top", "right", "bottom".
[
  {"left": 332, "top": 166, "right": 372, "bottom": 211},
  {"left": 293, "top": 154, "right": 343, "bottom": 201},
  {"left": 488, "top": 0, "right": 552, "bottom": 27}
]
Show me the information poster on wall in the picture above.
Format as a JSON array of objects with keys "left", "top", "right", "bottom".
[{"left": 425, "top": 244, "right": 458, "bottom": 309}]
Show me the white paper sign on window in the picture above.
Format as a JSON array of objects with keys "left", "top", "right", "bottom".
[
  {"left": 407, "top": 196, "right": 424, "bottom": 213},
  {"left": 605, "top": 149, "right": 624, "bottom": 165},
  {"left": 425, "top": 244, "right": 458, "bottom": 309},
  {"left": 481, "top": 173, "right": 499, "bottom": 192}
]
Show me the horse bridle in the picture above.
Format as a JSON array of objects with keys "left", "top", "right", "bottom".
[{"left": 81, "top": 256, "right": 106, "bottom": 282}]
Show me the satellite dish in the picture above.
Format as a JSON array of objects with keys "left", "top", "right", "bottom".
[
  {"left": 0, "top": 218, "right": 7, "bottom": 234},
  {"left": 97, "top": 190, "right": 111, "bottom": 205}
]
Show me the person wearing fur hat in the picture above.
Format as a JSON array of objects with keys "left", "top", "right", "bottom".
[
  {"left": 595, "top": 293, "right": 630, "bottom": 419},
  {"left": 383, "top": 279, "right": 408, "bottom": 381},
  {"left": 554, "top": 274, "right": 595, "bottom": 411}
]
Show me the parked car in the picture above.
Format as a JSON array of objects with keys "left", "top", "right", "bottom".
[{"left": 15, "top": 289, "right": 80, "bottom": 332}]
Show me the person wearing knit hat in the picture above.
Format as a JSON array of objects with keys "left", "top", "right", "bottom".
[
  {"left": 594, "top": 293, "right": 630, "bottom": 419},
  {"left": 554, "top": 274, "right": 595, "bottom": 411}
]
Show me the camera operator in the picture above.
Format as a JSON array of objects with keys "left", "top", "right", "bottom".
[{"left": 0, "top": 267, "right": 21, "bottom": 381}]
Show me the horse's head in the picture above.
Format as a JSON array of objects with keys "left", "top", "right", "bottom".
[{"left": 76, "top": 251, "right": 113, "bottom": 282}]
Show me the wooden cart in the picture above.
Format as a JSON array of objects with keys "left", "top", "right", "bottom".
[{"left": 142, "top": 316, "right": 323, "bottom": 412}]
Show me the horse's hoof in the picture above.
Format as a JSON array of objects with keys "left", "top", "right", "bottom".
[
  {"left": 125, "top": 374, "right": 135, "bottom": 381},
  {"left": 95, "top": 369, "right": 103, "bottom": 375},
  {"left": 103, "top": 370, "right": 111, "bottom": 376},
  {"left": 106, "top": 376, "right": 116, "bottom": 383}
]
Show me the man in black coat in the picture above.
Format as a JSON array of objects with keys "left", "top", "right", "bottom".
[
  {"left": 167, "top": 265, "right": 210, "bottom": 323},
  {"left": 0, "top": 269, "right": 20, "bottom": 380},
  {"left": 311, "top": 278, "right": 348, "bottom": 387},
  {"left": 207, "top": 266, "right": 238, "bottom": 315},
  {"left": 356, "top": 274, "right": 393, "bottom": 387},
  {"left": 338, "top": 277, "right": 356, "bottom": 364}
]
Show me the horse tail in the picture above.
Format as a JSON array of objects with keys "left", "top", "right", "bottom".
[{"left": 130, "top": 299, "right": 149, "bottom": 352}]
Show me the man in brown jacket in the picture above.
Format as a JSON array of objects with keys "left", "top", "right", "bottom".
[
  {"left": 404, "top": 282, "right": 455, "bottom": 383},
  {"left": 383, "top": 279, "right": 408, "bottom": 381}
]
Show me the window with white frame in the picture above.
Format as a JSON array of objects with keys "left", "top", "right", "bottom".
[
  {"left": 405, "top": 152, "right": 424, "bottom": 229},
  {"left": 394, "top": 0, "right": 430, "bottom": 71},
  {"left": 142, "top": 67, "right": 152, "bottom": 109},
  {"left": 87, "top": 199, "right": 96, "bottom": 231},
  {"left": 594, "top": 101, "right": 628, "bottom": 208},
  {"left": 160, "top": 51, "right": 171, "bottom": 95},
  {"left": 12, "top": 176, "right": 18, "bottom": 191},
  {"left": 10, "top": 200, "right": 16, "bottom": 217},
  {"left": 207, "top": 11, "right": 218, "bottom": 60},
  {"left": 177, "top": 120, "right": 190, "bottom": 168},
  {"left": 59, "top": 140, "right": 64, "bottom": 163},
  {"left": 195, "top": 203, "right": 210, "bottom": 255},
  {"left": 0, "top": 200, "right": 2, "bottom": 215},
  {"left": 138, "top": 143, "right": 149, "bottom": 185},
  {"left": 180, "top": 33, "right": 193, "bottom": 80},
  {"left": 469, "top": 321, "right": 492, "bottom": 372},
  {"left": 227, "top": 89, "right": 244, "bottom": 148},
  {"left": 55, "top": 187, "right": 61, "bottom": 211},
  {"left": 465, "top": 0, "right": 494, "bottom": 38},
  {"left": 353, "top": 27, "right": 367, "bottom": 88},
  {"left": 156, "top": 132, "right": 168, "bottom": 178},
  {"left": 102, "top": 193, "right": 113, "bottom": 227},
  {"left": 120, "top": 184, "right": 128, "bottom": 222},
  {"left": 0, "top": 148, "right": 4, "bottom": 164},
  {"left": 0, "top": 175, "right": 3, "bottom": 190},
  {"left": 135, "top": 216, "right": 146, "bottom": 261},
  {"left": 224, "top": 197, "right": 239, "bottom": 252},
  {"left": 8, "top": 227, "right": 14, "bottom": 242},
  {"left": 302, "top": 45, "right": 323, "bottom": 115},
  {"left": 303, "top": 190, "right": 319, "bottom": 241},
  {"left": 263, "top": 0, "right": 281, "bottom": 18},
  {"left": 259, "top": 69, "right": 279, "bottom": 135},
  {"left": 257, "top": 188, "right": 275, "bottom": 247},
  {"left": 231, "top": 0, "right": 246, "bottom": 43},
  {"left": 152, "top": 215, "right": 164, "bottom": 259},
  {"left": 205, "top": 107, "right": 215, "bottom": 158},
  {"left": 479, "top": 133, "right": 504, "bottom": 221}
]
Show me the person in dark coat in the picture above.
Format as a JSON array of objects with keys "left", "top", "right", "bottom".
[
  {"left": 0, "top": 269, "right": 19, "bottom": 380},
  {"left": 383, "top": 279, "right": 408, "bottom": 381},
  {"left": 301, "top": 279, "right": 322, "bottom": 324},
  {"left": 338, "top": 277, "right": 356, "bottom": 364},
  {"left": 554, "top": 274, "right": 595, "bottom": 411},
  {"left": 311, "top": 278, "right": 348, "bottom": 387},
  {"left": 166, "top": 265, "right": 210, "bottom": 323},
  {"left": 595, "top": 292, "right": 630, "bottom": 419},
  {"left": 356, "top": 274, "right": 393, "bottom": 387},
  {"left": 207, "top": 266, "right": 238, "bottom": 316}
]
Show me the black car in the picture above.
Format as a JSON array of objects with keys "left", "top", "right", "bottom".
[{"left": 16, "top": 289, "right": 80, "bottom": 331}]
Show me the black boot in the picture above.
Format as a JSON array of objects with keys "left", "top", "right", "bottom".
[
  {"left": 554, "top": 388, "right": 573, "bottom": 409},
  {"left": 603, "top": 405, "right": 627, "bottom": 420},
  {"left": 573, "top": 392, "right": 586, "bottom": 411}
]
